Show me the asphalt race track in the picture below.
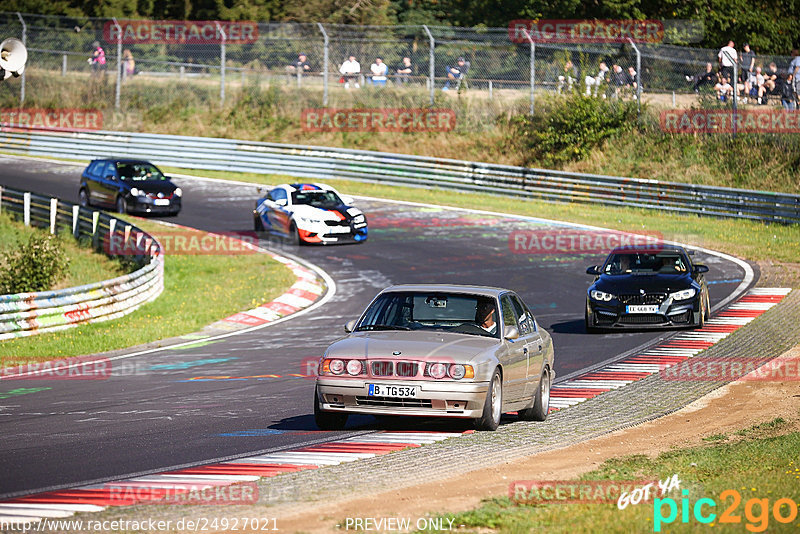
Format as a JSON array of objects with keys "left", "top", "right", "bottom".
[{"left": 0, "top": 155, "right": 751, "bottom": 498}]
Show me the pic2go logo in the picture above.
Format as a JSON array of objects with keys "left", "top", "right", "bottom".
[{"left": 653, "top": 489, "right": 799, "bottom": 532}]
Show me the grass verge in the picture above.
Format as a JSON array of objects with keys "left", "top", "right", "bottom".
[
  {"left": 0, "top": 213, "right": 127, "bottom": 290},
  {"left": 0, "top": 217, "right": 296, "bottom": 360},
  {"left": 168, "top": 166, "right": 800, "bottom": 268},
  {"left": 419, "top": 418, "right": 800, "bottom": 533}
]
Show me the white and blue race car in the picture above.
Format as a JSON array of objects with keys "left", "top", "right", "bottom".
[{"left": 253, "top": 183, "right": 368, "bottom": 245}]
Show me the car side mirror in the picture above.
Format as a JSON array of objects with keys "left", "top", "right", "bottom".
[
  {"left": 504, "top": 326, "right": 519, "bottom": 341},
  {"left": 694, "top": 264, "right": 709, "bottom": 274},
  {"left": 344, "top": 319, "right": 358, "bottom": 333},
  {"left": 106, "top": 174, "right": 117, "bottom": 181},
  {"left": 276, "top": 198, "right": 288, "bottom": 207},
  {"left": 586, "top": 265, "right": 601, "bottom": 275}
]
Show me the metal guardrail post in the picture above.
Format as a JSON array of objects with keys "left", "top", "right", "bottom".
[
  {"left": 317, "top": 23, "right": 329, "bottom": 107},
  {"left": 423, "top": 25, "right": 435, "bottom": 106},
  {"left": 23, "top": 192, "right": 30, "bottom": 226},
  {"left": 16, "top": 13, "right": 26, "bottom": 105},
  {"left": 112, "top": 18, "right": 121, "bottom": 110},
  {"left": 521, "top": 29, "right": 535, "bottom": 115},
  {"left": 628, "top": 38, "right": 641, "bottom": 122},
  {"left": 216, "top": 22, "right": 226, "bottom": 105}
]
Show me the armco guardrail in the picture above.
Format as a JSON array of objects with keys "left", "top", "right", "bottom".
[
  {"left": 0, "top": 185, "right": 163, "bottom": 341},
  {"left": 1, "top": 126, "right": 798, "bottom": 223}
]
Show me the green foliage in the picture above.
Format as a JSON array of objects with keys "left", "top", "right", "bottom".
[
  {"left": 0, "top": 232, "right": 70, "bottom": 294},
  {"left": 507, "top": 94, "right": 639, "bottom": 167}
]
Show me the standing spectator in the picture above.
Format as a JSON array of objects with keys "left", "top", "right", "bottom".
[
  {"left": 750, "top": 65, "right": 766, "bottom": 102},
  {"left": 443, "top": 57, "right": 469, "bottom": 91},
  {"left": 395, "top": 57, "right": 413, "bottom": 84},
  {"left": 740, "top": 43, "right": 755, "bottom": 84},
  {"left": 122, "top": 49, "right": 135, "bottom": 81},
  {"left": 718, "top": 40, "right": 737, "bottom": 82},
  {"left": 339, "top": 55, "right": 360, "bottom": 89},
  {"left": 369, "top": 57, "right": 388, "bottom": 86},
  {"left": 789, "top": 49, "right": 800, "bottom": 102},
  {"left": 557, "top": 60, "right": 578, "bottom": 93},
  {"left": 286, "top": 53, "right": 311, "bottom": 80},
  {"left": 584, "top": 61, "right": 609, "bottom": 97},
  {"left": 714, "top": 75, "right": 733, "bottom": 101},
  {"left": 780, "top": 73, "right": 796, "bottom": 110},
  {"left": 686, "top": 62, "right": 715, "bottom": 93},
  {"left": 89, "top": 41, "right": 106, "bottom": 79},
  {"left": 610, "top": 64, "right": 627, "bottom": 98}
]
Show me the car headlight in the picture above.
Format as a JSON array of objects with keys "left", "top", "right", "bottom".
[
  {"left": 427, "top": 363, "right": 448, "bottom": 379},
  {"left": 130, "top": 187, "right": 141, "bottom": 197},
  {"left": 328, "top": 359, "right": 345, "bottom": 375},
  {"left": 174, "top": 188, "right": 183, "bottom": 197},
  {"left": 352, "top": 214, "right": 365, "bottom": 223},
  {"left": 590, "top": 290, "right": 615, "bottom": 302},
  {"left": 448, "top": 364, "right": 474, "bottom": 380},
  {"left": 346, "top": 359, "right": 364, "bottom": 376},
  {"left": 669, "top": 288, "right": 696, "bottom": 301}
]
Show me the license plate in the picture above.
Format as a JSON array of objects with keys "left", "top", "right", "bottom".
[
  {"left": 368, "top": 384, "right": 419, "bottom": 398},
  {"left": 153, "top": 199, "right": 170, "bottom": 206},
  {"left": 626, "top": 305, "right": 659, "bottom": 313},
  {"left": 328, "top": 226, "right": 350, "bottom": 234}
]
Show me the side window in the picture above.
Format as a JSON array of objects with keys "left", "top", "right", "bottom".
[
  {"left": 86, "top": 161, "right": 99, "bottom": 177},
  {"left": 510, "top": 295, "right": 532, "bottom": 335},
  {"left": 524, "top": 303, "right": 538, "bottom": 333},
  {"left": 97, "top": 161, "right": 113, "bottom": 179},
  {"left": 500, "top": 296, "right": 518, "bottom": 329},
  {"left": 269, "top": 188, "right": 287, "bottom": 204}
]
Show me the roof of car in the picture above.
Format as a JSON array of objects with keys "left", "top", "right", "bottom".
[
  {"left": 281, "top": 183, "right": 335, "bottom": 192},
  {"left": 610, "top": 244, "right": 687, "bottom": 254},
  {"left": 92, "top": 158, "right": 156, "bottom": 164},
  {"left": 379, "top": 284, "right": 512, "bottom": 298}
]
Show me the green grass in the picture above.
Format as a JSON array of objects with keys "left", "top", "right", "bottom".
[
  {"left": 0, "top": 213, "right": 127, "bottom": 290},
  {"left": 166, "top": 166, "right": 800, "bottom": 267},
  {"left": 0, "top": 218, "right": 296, "bottom": 360},
  {"left": 418, "top": 419, "right": 800, "bottom": 533}
]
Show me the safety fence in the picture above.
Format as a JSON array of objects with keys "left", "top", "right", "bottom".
[
  {"left": 1, "top": 126, "right": 798, "bottom": 224},
  {"left": 0, "top": 185, "right": 163, "bottom": 341}
]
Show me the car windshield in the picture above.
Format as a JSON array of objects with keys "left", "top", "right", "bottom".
[
  {"left": 291, "top": 190, "right": 342, "bottom": 208},
  {"left": 117, "top": 162, "right": 166, "bottom": 182},
  {"left": 355, "top": 292, "right": 499, "bottom": 338},
  {"left": 604, "top": 252, "right": 688, "bottom": 274}
]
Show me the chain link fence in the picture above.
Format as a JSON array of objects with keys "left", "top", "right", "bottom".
[{"left": 1, "top": 12, "right": 796, "bottom": 121}]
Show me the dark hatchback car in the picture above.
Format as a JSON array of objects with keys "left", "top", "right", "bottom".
[
  {"left": 585, "top": 245, "right": 710, "bottom": 332},
  {"left": 79, "top": 159, "right": 182, "bottom": 215}
]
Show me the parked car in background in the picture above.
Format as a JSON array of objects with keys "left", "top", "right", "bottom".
[
  {"left": 79, "top": 159, "right": 182, "bottom": 216},
  {"left": 314, "top": 284, "right": 555, "bottom": 431}
]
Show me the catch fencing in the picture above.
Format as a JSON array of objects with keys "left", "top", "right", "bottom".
[
  {"left": 0, "top": 185, "right": 163, "bottom": 341},
  {"left": 1, "top": 126, "right": 798, "bottom": 224},
  {"left": 0, "top": 12, "right": 796, "bottom": 116}
]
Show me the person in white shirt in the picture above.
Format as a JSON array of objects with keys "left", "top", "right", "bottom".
[
  {"left": 584, "top": 61, "right": 609, "bottom": 97},
  {"left": 339, "top": 55, "right": 361, "bottom": 88},
  {"left": 718, "top": 41, "right": 737, "bottom": 83},
  {"left": 369, "top": 57, "right": 388, "bottom": 86}
]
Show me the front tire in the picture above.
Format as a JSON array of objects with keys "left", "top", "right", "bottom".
[
  {"left": 254, "top": 212, "right": 265, "bottom": 234},
  {"left": 474, "top": 368, "right": 502, "bottom": 431},
  {"left": 314, "top": 387, "right": 348, "bottom": 430},
  {"left": 519, "top": 367, "right": 551, "bottom": 421},
  {"left": 79, "top": 188, "right": 90, "bottom": 208},
  {"left": 115, "top": 195, "right": 127, "bottom": 214},
  {"left": 288, "top": 221, "right": 301, "bottom": 246},
  {"left": 585, "top": 308, "right": 600, "bottom": 334}
]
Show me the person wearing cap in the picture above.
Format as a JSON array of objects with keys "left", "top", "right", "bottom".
[
  {"left": 369, "top": 57, "right": 388, "bottom": 86},
  {"left": 475, "top": 299, "right": 497, "bottom": 336},
  {"left": 443, "top": 57, "right": 469, "bottom": 91}
]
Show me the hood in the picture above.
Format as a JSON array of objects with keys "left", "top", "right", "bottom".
[
  {"left": 592, "top": 272, "right": 695, "bottom": 294},
  {"left": 326, "top": 330, "right": 497, "bottom": 363},
  {"left": 127, "top": 180, "right": 176, "bottom": 194},
  {"left": 291, "top": 204, "right": 361, "bottom": 222}
]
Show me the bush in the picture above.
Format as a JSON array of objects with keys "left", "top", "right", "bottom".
[
  {"left": 507, "top": 94, "right": 639, "bottom": 168},
  {"left": 0, "top": 233, "right": 70, "bottom": 294}
]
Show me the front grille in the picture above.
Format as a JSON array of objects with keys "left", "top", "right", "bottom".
[
  {"left": 146, "top": 192, "right": 174, "bottom": 200},
  {"left": 619, "top": 314, "right": 666, "bottom": 324},
  {"left": 356, "top": 396, "right": 433, "bottom": 408},
  {"left": 371, "top": 361, "right": 394, "bottom": 376},
  {"left": 619, "top": 293, "right": 667, "bottom": 305},
  {"left": 668, "top": 310, "right": 692, "bottom": 323},
  {"left": 396, "top": 362, "right": 418, "bottom": 377},
  {"left": 325, "top": 220, "right": 349, "bottom": 227}
]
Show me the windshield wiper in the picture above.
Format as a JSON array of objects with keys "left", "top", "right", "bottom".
[{"left": 356, "top": 324, "right": 411, "bottom": 331}]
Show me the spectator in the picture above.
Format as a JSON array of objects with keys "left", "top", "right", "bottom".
[
  {"left": 89, "top": 41, "right": 106, "bottom": 78},
  {"left": 584, "top": 61, "right": 609, "bottom": 97},
  {"left": 369, "top": 57, "right": 388, "bottom": 86},
  {"left": 789, "top": 49, "right": 800, "bottom": 101},
  {"left": 780, "top": 73, "right": 796, "bottom": 110},
  {"left": 759, "top": 62, "right": 780, "bottom": 102},
  {"left": 718, "top": 40, "right": 737, "bottom": 82},
  {"left": 286, "top": 53, "right": 311, "bottom": 80},
  {"left": 626, "top": 66, "right": 638, "bottom": 90},
  {"left": 122, "top": 49, "right": 135, "bottom": 81},
  {"left": 740, "top": 43, "right": 755, "bottom": 85},
  {"left": 749, "top": 65, "right": 766, "bottom": 103},
  {"left": 686, "top": 63, "right": 715, "bottom": 93},
  {"left": 443, "top": 57, "right": 469, "bottom": 91},
  {"left": 714, "top": 75, "right": 733, "bottom": 101},
  {"left": 610, "top": 64, "right": 627, "bottom": 98},
  {"left": 395, "top": 56, "right": 413, "bottom": 84},
  {"left": 339, "top": 55, "right": 361, "bottom": 89},
  {"left": 557, "top": 60, "right": 578, "bottom": 93}
]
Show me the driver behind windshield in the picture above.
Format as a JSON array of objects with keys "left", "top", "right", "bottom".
[{"left": 476, "top": 299, "right": 497, "bottom": 335}]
